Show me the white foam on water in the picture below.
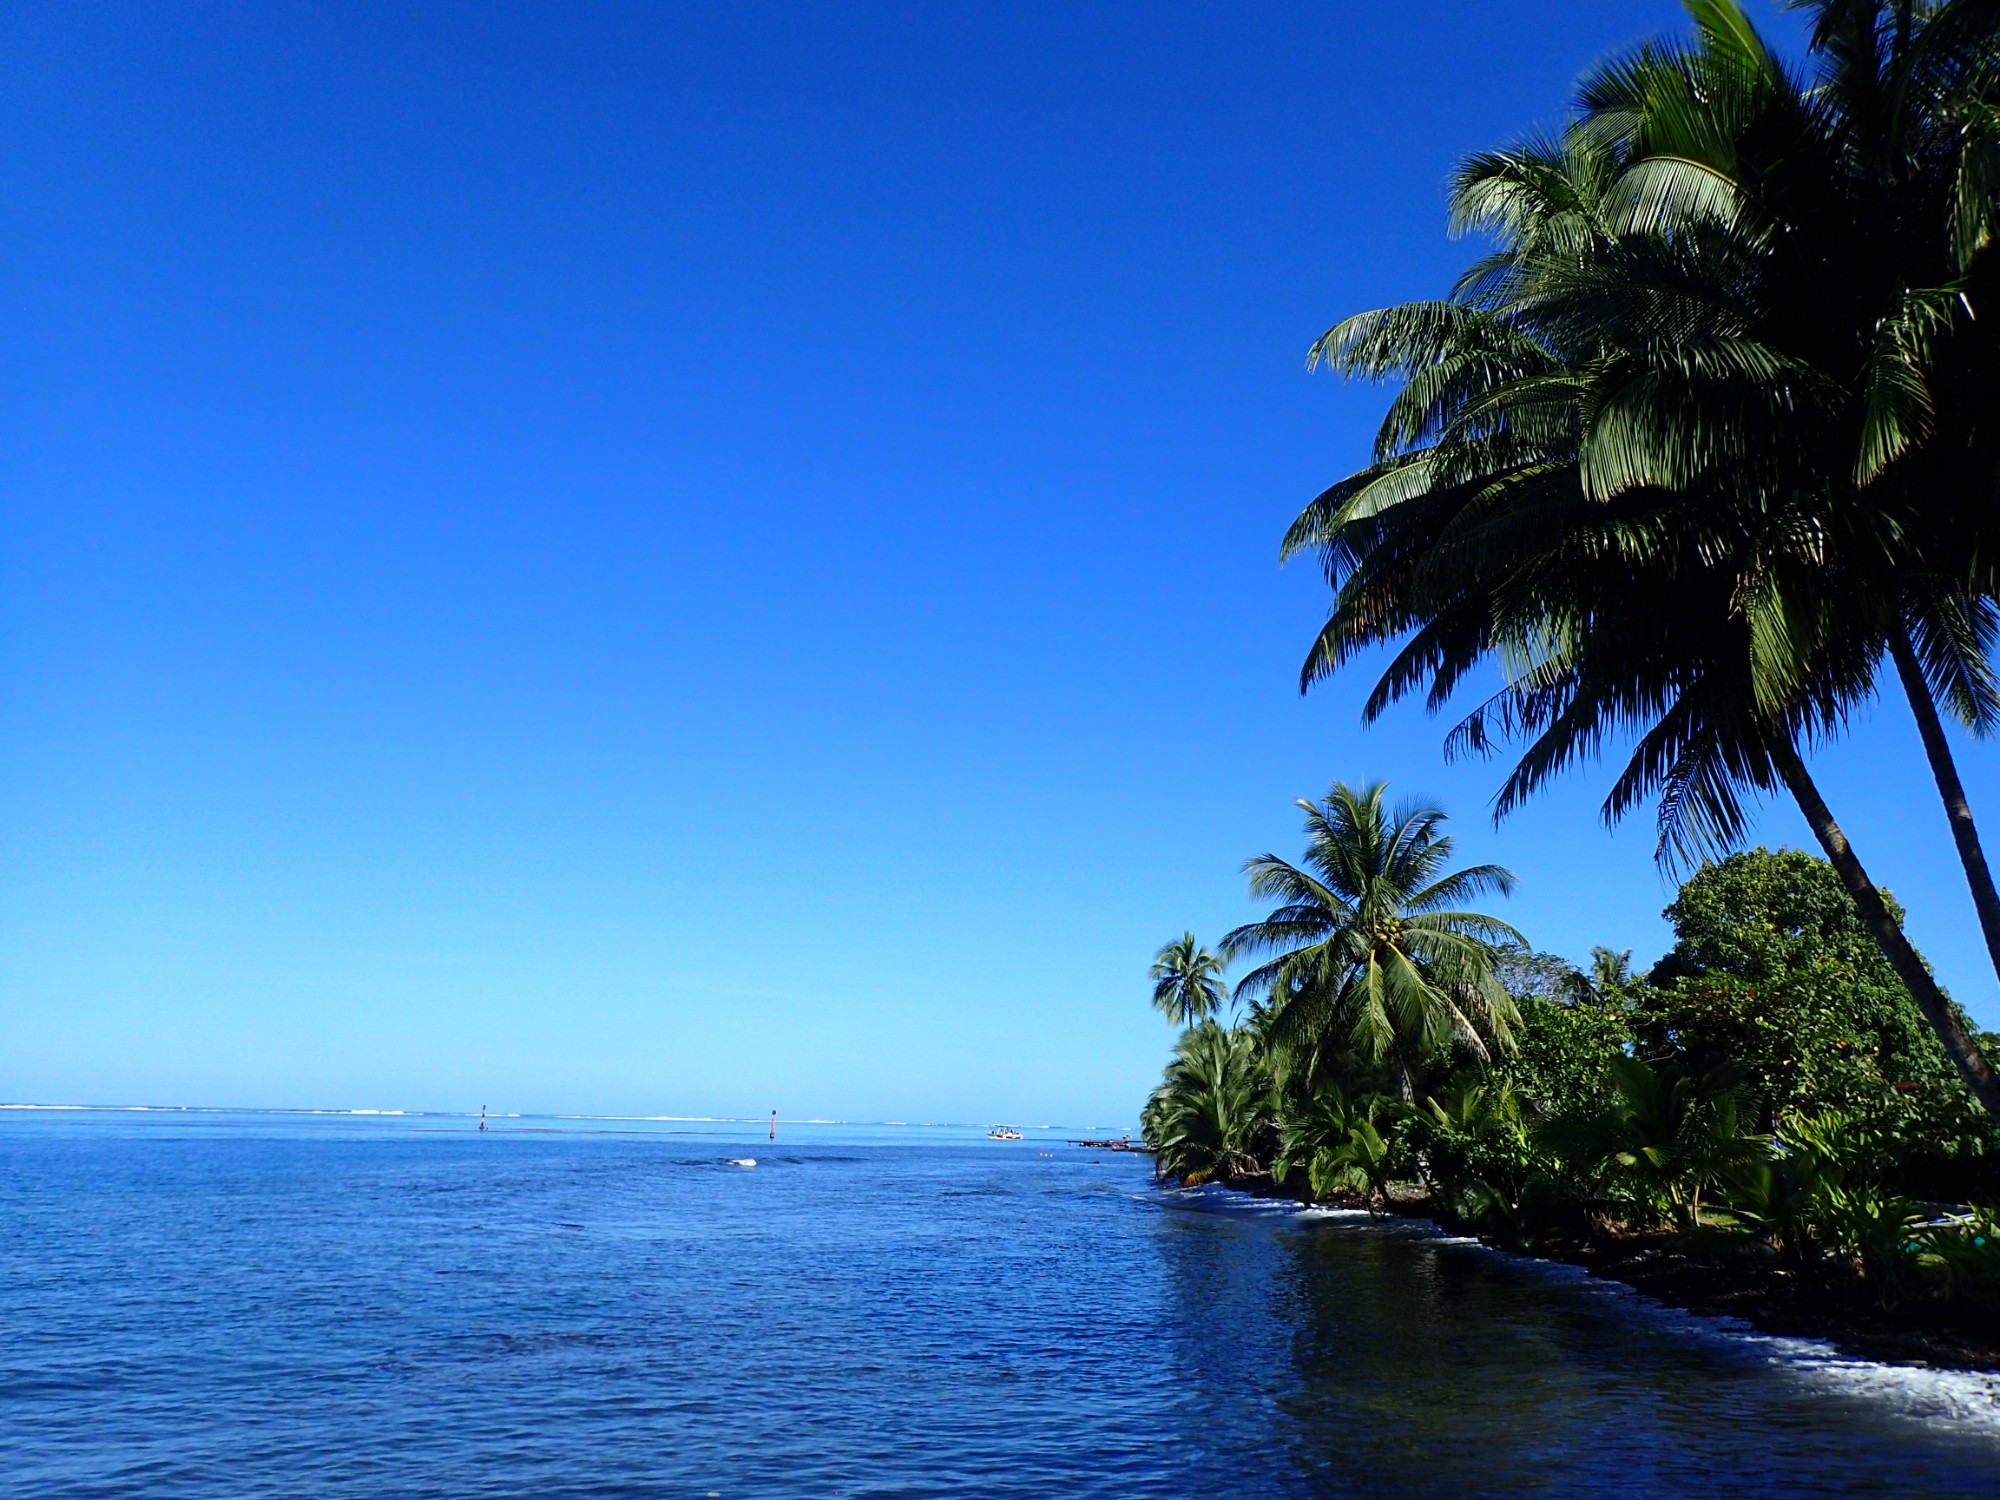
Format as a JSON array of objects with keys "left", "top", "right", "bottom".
[
  {"left": 0, "top": 1103, "right": 196, "bottom": 1112},
  {"left": 1295, "top": 1203, "right": 1377, "bottom": 1222},
  {"left": 1819, "top": 1346, "right": 1986, "bottom": 1429}
]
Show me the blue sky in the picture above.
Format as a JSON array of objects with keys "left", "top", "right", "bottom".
[{"left": 4, "top": 1, "right": 1991, "bottom": 1124}]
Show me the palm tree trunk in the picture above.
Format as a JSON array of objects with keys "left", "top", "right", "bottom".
[
  {"left": 1887, "top": 622, "right": 2000, "bottom": 988},
  {"left": 1391, "top": 1051, "right": 1413, "bottom": 1103},
  {"left": 1769, "top": 736, "right": 2000, "bottom": 1117}
]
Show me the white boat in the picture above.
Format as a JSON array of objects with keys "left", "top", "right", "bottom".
[{"left": 987, "top": 1126, "right": 1023, "bottom": 1141}]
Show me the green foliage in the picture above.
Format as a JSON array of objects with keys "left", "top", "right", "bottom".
[
  {"left": 1822, "top": 1190, "right": 1927, "bottom": 1308},
  {"left": 1491, "top": 948, "right": 1585, "bottom": 1005},
  {"left": 1653, "top": 847, "right": 1901, "bottom": 984},
  {"left": 1721, "top": 1109, "right": 1928, "bottom": 1304},
  {"left": 1405, "top": 1075, "right": 1536, "bottom": 1213},
  {"left": 1274, "top": 1083, "right": 1421, "bottom": 1214},
  {"left": 1147, "top": 821, "right": 2000, "bottom": 1322},
  {"left": 1494, "top": 985, "right": 1632, "bottom": 1126},
  {"left": 1584, "top": 947, "right": 1639, "bottom": 1004},
  {"left": 1722, "top": 1108, "right": 1874, "bottom": 1263},
  {"left": 1148, "top": 889, "right": 1996, "bottom": 1309},
  {"left": 1597, "top": 1056, "right": 1768, "bottom": 1231},
  {"left": 1474, "top": 958, "right": 1634, "bottom": 1228},
  {"left": 1139, "top": 1021, "right": 1276, "bottom": 1185},
  {"left": 1274, "top": 1083, "right": 1370, "bottom": 1192},
  {"left": 1308, "top": 1115, "right": 1398, "bottom": 1213},
  {"left": 1639, "top": 849, "right": 1992, "bottom": 1193}
]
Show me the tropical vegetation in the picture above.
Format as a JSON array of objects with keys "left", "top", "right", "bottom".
[
  {"left": 1139, "top": 1018, "right": 1273, "bottom": 1185},
  {"left": 1281, "top": 0, "right": 2000, "bottom": 1113},
  {"left": 1144, "top": 826, "right": 2000, "bottom": 1323},
  {"left": 1142, "top": 0, "right": 2000, "bottom": 1353}
]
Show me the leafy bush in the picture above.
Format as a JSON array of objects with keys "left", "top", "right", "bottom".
[
  {"left": 1639, "top": 850, "right": 1992, "bottom": 1196},
  {"left": 1140, "top": 1021, "right": 1276, "bottom": 1185},
  {"left": 1594, "top": 1057, "right": 1767, "bottom": 1232},
  {"left": 1718, "top": 1109, "right": 1936, "bottom": 1304},
  {"left": 1494, "top": 985, "right": 1631, "bottom": 1126},
  {"left": 1405, "top": 1076, "right": 1534, "bottom": 1213},
  {"left": 1274, "top": 1083, "right": 1369, "bottom": 1193}
]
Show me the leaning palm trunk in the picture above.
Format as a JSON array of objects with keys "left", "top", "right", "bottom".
[
  {"left": 1768, "top": 735, "right": 2000, "bottom": 1116},
  {"left": 1886, "top": 623, "right": 2000, "bottom": 994}
]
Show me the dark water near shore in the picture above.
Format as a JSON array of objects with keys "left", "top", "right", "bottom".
[{"left": 4, "top": 1110, "right": 2000, "bottom": 1497}]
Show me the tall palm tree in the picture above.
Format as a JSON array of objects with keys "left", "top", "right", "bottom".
[
  {"left": 1571, "top": 0, "right": 2000, "bottom": 1017},
  {"left": 1282, "top": 0, "right": 2000, "bottom": 1113},
  {"left": 1149, "top": 932, "right": 1229, "bottom": 1026},
  {"left": 1221, "top": 782, "right": 1523, "bottom": 1100}
]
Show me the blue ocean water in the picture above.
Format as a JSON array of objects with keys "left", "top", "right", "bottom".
[{"left": 4, "top": 1110, "right": 2000, "bottom": 1497}]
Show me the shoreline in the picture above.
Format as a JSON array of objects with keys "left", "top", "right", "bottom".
[
  {"left": 1161, "top": 1167, "right": 2000, "bottom": 1374},
  {"left": 1524, "top": 1223, "right": 2000, "bottom": 1373}
]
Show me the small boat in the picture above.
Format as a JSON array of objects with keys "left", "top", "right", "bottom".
[
  {"left": 987, "top": 1126, "right": 1023, "bottom": 1141},
  {"left": 727, "top": 1157, "right": 757, "bottom": 1168}
]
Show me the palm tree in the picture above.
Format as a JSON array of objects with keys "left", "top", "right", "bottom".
[
  {"left": 1139, "top": 1019, "right": 1276, "bottom": 1184},
  {"left": 1602, "top": 1056, "right": 1766, "bottom": 1232},
  {"left": 1571, "top": 946, "right": 1636, "bottom": 1007},
  {"left": 1274, "top": 1081, "right": 1372, "bottom": 1192},
  {"left": 1569, "top": 0, "right": 2000, "bottom": 1063},
  {"left": 1149, "top": 932, "right": 1229, "bottom": 1027},
  {"left": 1221, "top": 782, "right": 1524, "bottom": 1101},
  {"left": 1306, "top": 1115, "right": 1399, "bottom": 1214},
  {"left": 1282, "top": 1, "right": 2000, "bottom": 1113}
]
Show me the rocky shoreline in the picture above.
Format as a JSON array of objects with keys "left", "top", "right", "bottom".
[
  {"left": 1138, "top": 1158, "right": 2000, "bottom": 1374},
  {"left": 1536, "top": 1228, "right": 2000, "bottom": 1373}
]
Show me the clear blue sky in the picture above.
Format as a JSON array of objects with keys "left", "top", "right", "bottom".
[{"left": 4, "top": 1, "right": 1991, "bottom": 1125}]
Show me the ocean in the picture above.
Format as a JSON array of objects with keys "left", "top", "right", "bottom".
[{"left": 4, "top": 1107, "right": 1999, "bottom": 1496}]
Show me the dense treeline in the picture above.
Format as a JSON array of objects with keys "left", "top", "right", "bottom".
[{"left": 1141, "top": 792, "right": 2000, "bottom": 1317}]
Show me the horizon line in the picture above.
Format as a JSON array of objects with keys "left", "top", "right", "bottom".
[{"left": 0, "top": 1102, "right": 1131, "bottom": 1132}]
